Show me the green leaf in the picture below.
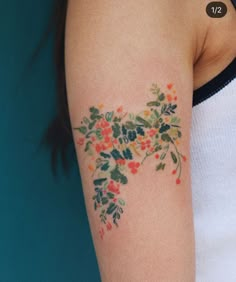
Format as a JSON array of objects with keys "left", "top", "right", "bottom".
[
  {"left": 112, "top": 123, "right": 121, "bottom": 138},
  {"left": 177, "top": 130, "right": 182, "bottom": 138},
  {"left": 105, "top": 112, "right": 114, "bottom": 122},
  {"left": 160, "top": 153, "right": 166, "bottom": 160},
  {"left": 75, "top": 126, "right": 87, "bottom": 135},
  {"left": 153, "top": 120, "right": 160, "bottom": 128},
  {"left": 150, "top": 85, "right": 160, "bottom": 95},
  {"left": 118, "top": 137, "right": 123, "bottom": 144},
  {"left": 158, "top": 93, "right": 165, "bottom": 101},
  {"left": 159, "top": 124, "right": 171, "bottom": 133},
  {"left": 113, "top": 117, "right": 121, "bottom": 122},
  {"left": 95, "top": 130, "right": 103, "bottom": 140},
  {"left": 170, "top": 116, "right": 178, "bottom": 123},
  {"left": 171, "top": 152, "right": 178, "bottom": 164},
  {"left": 91, "top": 113, "right": 103, "bottom": 120},
  {"left": 88, "top": 120, "right": 96, "bottom": 130},
  {"left": 100, "top": 152, "right": 111, "bottom": 159},
  {"left": 111, "top": 149, "right": 123, "bottom": 160},
  {"left": 123, "top": 148, "right": 133, "bottom": 160},
  {"left": 107, "top": 192, "right": 115, "bottom": 199},
  {"left": 136, "top": 116, "right": 152, "bottom": 128},
  {"left": 93, "top": 178, "right": 107, "bottom": 186},
  {"left": 110, "top": 166, "right": 128, "bottom": 184},
  {"left": 129, "top": 113, "right": 135, "bottom": 120},
  {"left": 85, "top": 141, "right": 92, "bottom": 152},
  {"left": 147, "top": 101, "right": 161, "bottom": 107},
  {"left": 161, "top": 104, "right": 167, "bottom": 114},
  {"left": 154, "top": 145, "right": 162, "bottom": 151},
  {"left": 154, "top": 110, "right": 160, "bottom": 118},
  {"left": 125, "top": 121, "right": 136, "bottom": 130},
  {"left": 119, "top": 207, "right": 123, "bottom": 213},
  {"left": 96, "top": 194, "right": 101, "bottom": 203},
  {"left": 171, "top": 104, "right": 177, "bottom": 111},
  {"left": 101, "top": 197, "right": 109, "bottom": 205},
  {"left": 161, "top": 133, "right": 172, "bottom": 142},
  {"left": 113, "top": 212, "right": 120, "bottom": 220},
  {"left": 94, "top": 202, "right": 97, "bottom": 210},
  {"left": 101, "top": 162, "right": 109, "bottom": 171},
  {"left": 120, "top": 175, "right": 128, "bottom": 185},
  {"left": 106, "top": 203, "right": 117, "bottom": 215},
  {"left": 89, "top": 107, "right": 99, "bottom": 115},
  {"left": 156, "top": 162, "right": 166, "bottom": 171},
  {"left": 83, "top": 117, "right": 90, "bottom": 124},
  {"left": 118, "top": 198, "right": 125, "bottom": 206}
]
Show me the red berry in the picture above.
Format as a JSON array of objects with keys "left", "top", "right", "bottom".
[
  {"left": 182, "top": 156, "right": 187, "bottom": 162},
  {"left": 135, "top": 162, "right": 140, "bottom": 168},
  {"left": 176, "top": 178, "right": 181, "bottom": 185},
  {"left": 128, "top": 162, "right": 135, "bottom": 168},
  {"left": 172, "top": 170, "right": 177, "bottom": 175},
  {"left": 167, "top": 83, "right": 173, "bottom": 90},
  {"left": 155, "top": 154, "right": 159, "bottom": 159},
  {"left": 131, "top": 168, "right": 137, "bottom": 174}
]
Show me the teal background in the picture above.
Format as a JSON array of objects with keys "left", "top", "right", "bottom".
[{"left": 0, "top": 1, "right": 100, "bottom": 281}]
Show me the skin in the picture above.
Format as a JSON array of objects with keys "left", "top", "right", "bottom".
[{"left": 65, "top": 1, "right": 235, "bottom": 281}]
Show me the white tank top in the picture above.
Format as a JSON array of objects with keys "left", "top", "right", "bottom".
[{"left": 191, "top": 58, "right": 236, "bottom": 281}]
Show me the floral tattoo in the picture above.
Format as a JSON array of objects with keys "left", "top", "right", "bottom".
[{"left": 74, "top": 83, "right": 186, "bottom": 239}]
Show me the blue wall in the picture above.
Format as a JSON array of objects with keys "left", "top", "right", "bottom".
[{"left": 0, "top": 1, "right": 100, "bottom": 281}]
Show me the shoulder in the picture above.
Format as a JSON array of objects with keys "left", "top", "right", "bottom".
[{"left": 192, "top": 0, "right": 236, "bottom": 89}]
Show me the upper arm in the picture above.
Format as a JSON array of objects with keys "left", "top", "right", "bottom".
[{"left": 65, "top": 1, "right": 195, "bottom": 281}]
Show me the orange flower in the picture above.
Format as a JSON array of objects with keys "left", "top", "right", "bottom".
[
  {"left": 106, "top": 142, "right": 113, "bottom": 149},
  {"left": 138, "top": 136, "right": 143, "bottom": 141},
  {"left": 167, "top": 94, "right": 173, "bottom": 102},
  {"left": 88, "top": 164, "right": 95, "bottom": 171},
  {"left": 104, "top": 136, "right": 111, "bottom": 143},
  {"left": 77, "top": 138, "right": 85, "bottom": 145},
  {"left": 95, "top": 144, "right": 103, "bottom": 153},
  {"left": 96, "top": 118, "right": 110, "bottom": 129},
  {"left": 167, "top": 83, "right": 173, "bottom": 90},
  {"left": 101, "top": 127, "right": 112, "bottom": 137},
  {"left": 116, "top": 159, "right": 126, "bottom": 165},
  {"left": 144, "top": 110, "right": 151, "bottom": 117},
  {"left": 98, "top": 103, "right": 104, "bottom": 110},
  {"left": 117, "top": 106, "right": 123, "bottom": 113}
]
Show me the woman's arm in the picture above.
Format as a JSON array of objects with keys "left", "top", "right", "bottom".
[{"left": 65, "top": 1, "right": 196, "bottom": 281}]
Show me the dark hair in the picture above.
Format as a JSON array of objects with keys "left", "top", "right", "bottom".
[{"left": 41, "top": 0, "right": 73, "bottom": 175}]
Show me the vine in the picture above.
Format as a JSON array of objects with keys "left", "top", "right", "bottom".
[{"left": 74, "top": 83, "right": 186, "bottom": 239}]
